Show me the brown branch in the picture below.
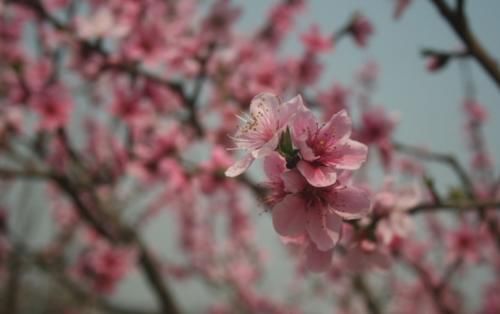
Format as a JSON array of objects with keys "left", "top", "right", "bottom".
[
  {"left": 408, "top": 201, "right": 500, "bottom": 215},
  {"left": 394, "top": 141, "right": 475, "bottom": 199},
  {"left": 352, "top": 275, "right": 381, "bottom": 314},
  {"left": 429, "top": 0, "right": 500, "bottom": 89},
  {"left": 395, "top": 141, "right": 500, "bottom": 249},
  {"left": 3, "top": 252, "right": 22, "bottom": 314},
  {"left": 0, "top": 168, "right": 180, "bottom": 313},
  {"left": 52, "top": 176, "right": 180, "bottom": 314},
  {"left": 403, "top": 259, "right": 457, "bottom": 314},
  {"left": 26, "top": 250, "right": 159, "bottom": 314}
]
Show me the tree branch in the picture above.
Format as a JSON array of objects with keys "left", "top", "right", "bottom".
[{"left": 429, "top": 0, "right": 500, "bottom": 89}]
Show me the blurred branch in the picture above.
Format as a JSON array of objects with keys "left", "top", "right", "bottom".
[
  {"left": 408, "top": 201, "right": 500, "bottom": 214},
  {"left": 403, "top": 258, "right": 458, "bottom": 314},
  {"left": 52, "top": 177, "right": 180, "bottom": 314},
  {"left": 395, "top": 141, "right": 500, "bottom": 248},
  {"left": 352, "top": 275, "right": 381, "bottom": 314},
  {"left": 3, "top": 251, "right": 22, "bottom": 314},
  {"left": 22, "top": 249, "right": 159, "bottom": 314},
  {"left": 394, "top": 141, "right": 474, "bottom": 199},
  {"left": 421, "top": 48, "right": 469, "bottom": 59},
  {"left": 0, "top": 167, "right": 53, "bottom": 180},
  {"left": 429, "top": 0, "right": 500, "bottom": 90}
]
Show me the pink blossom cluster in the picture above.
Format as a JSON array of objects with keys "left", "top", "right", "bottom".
[{"left": 226, "top": 93, "right": 371, "bottom": 271}]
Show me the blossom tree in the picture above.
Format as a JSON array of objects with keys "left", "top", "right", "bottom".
[{"left": 0, "top": 0, "right": 499, "bottom": 313}]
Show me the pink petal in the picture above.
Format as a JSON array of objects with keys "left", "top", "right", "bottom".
[
  {"left": 272, "top": 195, "right": 307, "bottom": 237},
  {"left": 291, "top": 108, "right": 317, "bottom": 142},
  {"left": 297, "top": 161, "right": 337, "bottom": 187},
  {"left": 276, "top": 94, "right": 305, "bottom": 126},
  {"left": 263, "top": 152, "right": 286, "bottom": 181},
  {"left": 306, "top": 205, "right": 342, "bottom": 251},
  {"left": 325, "top": 139, "right": 367, "bottom": 170},
  {"left": 252, "top": 133, "right": 279, "bottom": 159},
  {"left": 249, "top": 92, "right": 280, "bottom": 117},
  {"left": 305, "top": 244, "right": 333, "bottom": 273},
  {"left": 317, "top": 109, "right": 352, "bottom": 145},
  {"left": 281, "top": 170, "right": 307, "bottom": 193},
  {"left": 225, "top": 154, "right": 254, "bottom": 177},
  {"left": 328, "top": 185, "right": 371, "bottom": 220},
  {"left": 294, "top": 138, "right": 316, "bottom": 161}
]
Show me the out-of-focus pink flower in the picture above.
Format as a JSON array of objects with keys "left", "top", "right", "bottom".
[
  {"left": 225, "top": 93, "right": 303, "bottom": 177},
  {"left": 349, "top": 13, "right": 374, "bottom": 47},
  {"left": 202, "top": 0, "right": 241, "bottom": 41},
  {"left": 32, "top": 86, "right": 73, "bottom": 131},
  {"left": 122, "top": 21, "right": 167, "bottom": 66},
  {"left": 357, "top": 60, "right": 379, "bottom": 88},
  {"left": 291, "top": 108, "right": 367, "bottom": 187},
  {"left": 446, "top": 223, "right": 481, "bottom": 263},
  {"left": 72, "top": 243, "right": 137, "bottom": 294},
  {"left": 358, "top": 106, "right": 398, "bottom": 145},
  {"left": 343, "top": 239, "right": 391, "bottom": 272},
  {"left": 481, "top": 282, "right": 500, "bottom": 314},
  {"left": 300, "top": 24, "right": 333, "bottom": 53},
  {"left": 426, "top": 54, "right": 449, "bottom": 72},
  {"left": 75, "top": 8, "right": 130, "bottom": 39},
  {"left": 463, "top": 99, "right": 488, "bottom": 124},
  {"left": 110, "top": 87, "right": 151, "bottom": 126},
  {"left": 394, "top": 0, "right": 413, "bottom": 20},
  {"left": 318, "top": 83, "right": 351, "bottom": 120},
  {"left": 357, "top": 106, "right": 398, "bottom": 169},
  {"left": 0, "top": 107, "right": 23, "bottom": 141},
  {"left": 374, "top": 179, "right": 420, "bottom": 248}
]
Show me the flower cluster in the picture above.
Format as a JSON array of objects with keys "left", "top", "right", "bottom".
[{"left": 226, "top": 93, "right": 371, "bottom": 271}]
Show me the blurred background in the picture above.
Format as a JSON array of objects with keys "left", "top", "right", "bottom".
[{"left": 1, "top": 0, "right": 500, "bottom": 313}]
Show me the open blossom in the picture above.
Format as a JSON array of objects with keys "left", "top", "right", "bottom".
[
  {"left": 291, "top": 108, "right": 367, "bottom": 187},
  {"left": 265, "top": 153, "right": 371, "bottom": 271},
  {"left": 225, "top": 93, "right": 303, "bottom": 177}
]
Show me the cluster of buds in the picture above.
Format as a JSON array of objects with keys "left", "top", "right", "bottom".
[{"left": 226, "top": 93, "right": 371, "bottom": 272}]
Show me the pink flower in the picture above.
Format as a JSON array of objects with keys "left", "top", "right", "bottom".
[
  {"left": 357, "top": 60, "right": 379, "bottom": 88},
  {"left": 318, "top": 83, "right": 351, "bottom": 120},
  {"left": 394, "top": 0, "right": 413, "bottom": 20},
  {"left": 357, "top": 106, "right": 398, "bottom": 169},
  {"left": 291, "top": 108, "right": 367, "bottom": 187},
  {"left": 300, "top": 24, "right": 333, "bottom": 53},
  {"left": 75, "top": 8, "right": 129, "bottom": 40},
  {"left": 32, "top": 86, "right": 72, "bottom": 131},
  {"left": 463, "top": 98, "right": 488, "bottom": 124},
  {"left": 72, "top": 243, "right": 137, "bottom": 294},
  {"left": 446, "top": 223, "right": 481, "bottom": 263},
  {"left": 225, "top": 93, "right": 303, "bottom": 177},
  {"left": 349, "top": 13, "right": 374, "bottom": 47},
  {"left": 374, "top": 179, "right": 420, "bottom": 247},
  {"left": 266, "top": 153, "right": 370, "bottom": 268},
  {"left": 426, "top": 54, "right": 449, "bottom": 72},
  {"left": 343, "top": 239, "right": 391, "bottom": 272}
]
